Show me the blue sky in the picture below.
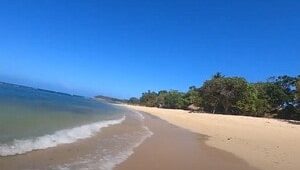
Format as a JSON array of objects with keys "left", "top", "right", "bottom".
[{"left": 0, "top": 0, "right": 299, "bottom": 98}]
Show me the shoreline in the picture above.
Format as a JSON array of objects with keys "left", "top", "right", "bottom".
[
  {"left": 116, "top": 112, "right": 256, "bottom": 170},
  {"left": 121, "top": 104, "right": 300, "bottom": 170},
  {"left": 0, "top": 109, "right": 149, "bottom": 170},
  {"left": 1, "top": 104, "right": 299, "bottom": 170},
  {"left": 1, "top": 106, "right": 259, "bottom": 170}
]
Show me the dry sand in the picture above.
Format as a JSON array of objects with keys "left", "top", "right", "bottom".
[{"left": 122, "top": 105, "right": 300, "bottom": 170}]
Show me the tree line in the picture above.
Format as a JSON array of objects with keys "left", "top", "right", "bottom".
[{"left": 127, "top": 73, "right": 300, "bottom": 120}]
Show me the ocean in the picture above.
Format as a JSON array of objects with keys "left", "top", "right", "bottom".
[{"left": 0, "top": 82, "right": 152, "bottom": 170}]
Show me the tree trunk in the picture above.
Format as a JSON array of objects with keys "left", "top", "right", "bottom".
[
  {"left": 224, "top": 106, "right": 228, "bottom": 113},
  {"left": 223, "top": 100, "right": 229, "bottom": 113}
]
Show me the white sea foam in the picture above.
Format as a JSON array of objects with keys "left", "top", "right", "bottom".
[
  {"left": 56, "top": 126, "right": 153, "bottom": 170},
  {"left": 55, "top": 111, "right": 153, "bottom": 170},
  {"left": 0, "top": 116, "right": 125, "bottom": 156},
  {"left": 98, "top": 126, "right": 153, "bottom": 170},
  {"left": 134, "top": 111, "right": 145, "bottom": 120}
]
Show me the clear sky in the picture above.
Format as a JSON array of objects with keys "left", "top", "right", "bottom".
[{"left": 0, "top": 0, "right": 299, "bottom": 98}]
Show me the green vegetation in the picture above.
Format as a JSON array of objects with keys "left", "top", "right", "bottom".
[
  {"left": 201, "top": 74, "right": 248, "bottom": 113},
  {"left": 95, "top": 95, "right": 126, "bottom": 103},
  {"left": 161, "top": 90, "right": 187, "bottom": 109},
  {"left": 127, "top": 97, "right": 140, "bottom": 105},
  {"left": 296, "top": 80, "right": 300, "bottom": 114},
  {"left": 139, "top": 90, "right": 158, "bottom": 107},
  {"left": 185, "top": 86, "right": 202, "bottom": 107},
  {"left": 128, "top": 73, "right": 300, "bottom": 120},
  {"left": 297, "top": 80, "right": 300, "bottom": 103}
]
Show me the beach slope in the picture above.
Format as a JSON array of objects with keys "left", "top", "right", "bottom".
[
  {"left": 116, "top": 112, "right": 256, "bottom": 170},
  {"left": 122, "top": 105, "right": 300, "bottom": 170}
]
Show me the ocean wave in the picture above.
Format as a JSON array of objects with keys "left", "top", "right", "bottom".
[
  {"left": 54, "top": 111, "right": 153, "bottom": 170},
  {"left": 99, "top": 126, "right": 153, "bottom": 170},
  {"left": 0, "top": 116, "right": 125, "bottom": 156},
  {"left": 133, "top": 110, "right": 145, "bottom": 120},
  {"left": 56, "top": 126, "right": 153, "bottom": 170}
]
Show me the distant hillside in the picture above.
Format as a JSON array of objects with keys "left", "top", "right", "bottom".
[
  {"left": 94, "top": 95, "right": 126, "bottom": 104},
  {"left": 0, "top": 81, "right": 84, "bottom": 98}
]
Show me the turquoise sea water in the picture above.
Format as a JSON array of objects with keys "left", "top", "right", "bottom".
[{"left": 0, "top": 82, "right": 124, "bottom": 156}]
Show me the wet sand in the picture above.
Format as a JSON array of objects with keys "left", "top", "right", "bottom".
[
  {"left": 116, "top": 113, "right": 257, "bottom": 170},
  {"left": 122, "top": 105, "right": 300, "bottom": 170}
]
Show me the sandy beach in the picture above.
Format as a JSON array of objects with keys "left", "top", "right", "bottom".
[
  {"left": 121, "top": 105, "right": 300, "bottom": 170},
  {"left": 1, "top": 106, "right": 257, "bottom": 170},
  {"left": 1, "top": 104, "right": 299, "bottom": 170},
  {"left": 116, "top": 113, "right": 256, "bottom": 170}
]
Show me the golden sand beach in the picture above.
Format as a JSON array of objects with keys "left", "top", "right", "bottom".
[
  {"left": 116, "top": 112, "right": 257, "bottom": 170},
  {"left": 121, "top": 104, "right": 300, "bottom": 170},
  {"left": 1, "top": 104, "right": 299, "bottom": 170}
]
